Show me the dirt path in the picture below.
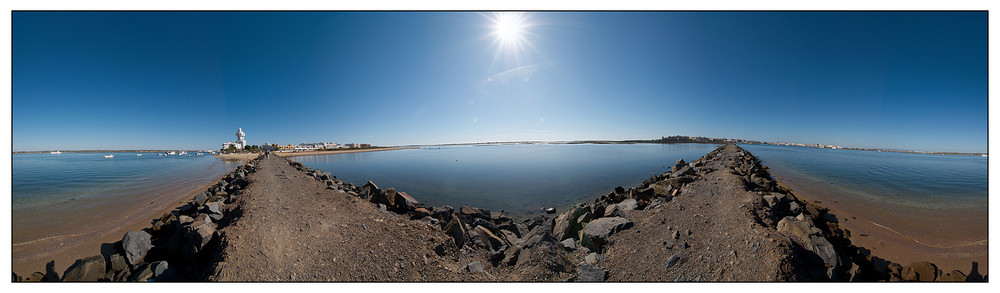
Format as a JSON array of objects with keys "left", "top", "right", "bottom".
[
  {"left": 210, "top": 155, "right": 491, "bottom": 281},
  {"left": 602, "top": 144, "right": 796, "bottom": 281}
]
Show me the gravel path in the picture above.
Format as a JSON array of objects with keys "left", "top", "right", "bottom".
[
  {"left": 601, "top": 144, "right": 796, "bottom": 281},
  {"left": 210, "top": 155, "right": 493, "bottom": 281}
]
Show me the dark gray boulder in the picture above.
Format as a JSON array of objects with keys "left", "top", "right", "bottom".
[
  {"left": 193, "top": 192, "right": 209, "bottom": 206},
  {"left": 466, "top": 261, "right": 484, "bottom": 273},
  {"left": 618, "top": 199, "right": 638, "bottom": 211},
  {"left": 581, "top": 217, "right": 633, "bottom": 252},
  {"left": 577, "top": 264, "right": 607, "bottom": 282},
  {"left": 443, "top": 216, "right": 467, "bottom": 247},
  {"left": 203, "top": 201, "right": 223, "bottom": 221},
  {"left": 122, "top": 231, "right": 153, "bottom": 265},
  {"left": 128, "top": 263, "right": 154, "bottom": 282},
  {"left": 394, "top": 191, "right": 419, "bottom": 211},
  {"left": 152, "top": 261, "right": 169, "bottom": 277},
  {"left": 777, "top": 215, "right": 839, "bottom": 279},
  {"left": 108, "top": 253, "right": 128, "bottom": 273},
  {"left": 61, "top": 255, "right": 105, "bottom": 282}
]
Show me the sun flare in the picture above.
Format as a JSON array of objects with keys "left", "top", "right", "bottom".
[{"left": 495, "top": 13, "right": 523, "bottom": 42}]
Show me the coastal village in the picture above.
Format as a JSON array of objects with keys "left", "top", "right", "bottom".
[{"left": 219, "top": 128, "right": 374, "bottom": 154}]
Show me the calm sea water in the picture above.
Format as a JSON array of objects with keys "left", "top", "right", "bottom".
[
  {"left": 293, "top": 143, "right": 720, "bottom": 217},
  {"left": 740, "top": 144, "right": 988, "bottom": 210},
  {"left": 12, "top": 153, "right": 241, "bottom": 214}
]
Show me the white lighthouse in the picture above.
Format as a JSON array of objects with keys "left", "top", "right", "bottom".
[
  {"left": 236, "top": 128, "right": 246, "bottom": 148},
  {"left": 222, "top": 128, "right": 248, "bottom": 150}
]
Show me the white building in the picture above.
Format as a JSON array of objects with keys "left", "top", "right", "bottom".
[{"left": 222, "top": 128, "right": 247, "bottom": 150}]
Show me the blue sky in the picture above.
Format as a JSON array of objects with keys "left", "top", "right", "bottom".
[{"left": 12, "top": 12, "right": 987, "bottom": 152}]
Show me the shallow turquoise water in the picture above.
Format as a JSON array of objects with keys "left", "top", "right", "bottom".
[
  {"left": 740, "top": 144, "right": 988, "bottom": 210},
  {"left": 293, "top": 143, "right": 720, "bottom": 217},
  {"left": 12, "top": 152, "right": 241, "bottom": 212}
]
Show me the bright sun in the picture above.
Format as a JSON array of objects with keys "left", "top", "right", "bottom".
[{"left": 495, "top": 13, "right": 523, "bottom": 42}]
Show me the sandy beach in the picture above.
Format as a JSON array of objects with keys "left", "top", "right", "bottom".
[
  {"left": 770, "top": 173, "right": 988, "bottom": 275},
  {"left": 11, "top": 172, "right": 231, "bottom": 277},
  {"left": 214, "top": 152, "right": 261, "bottom": 162},
  {"left": 273, "top": 147, "right": 412, "bottom": 157}
]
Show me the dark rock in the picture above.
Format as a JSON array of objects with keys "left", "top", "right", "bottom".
[
  {"left": 128, "top": 263, "right": 153, "bottom": 282},
  {"left": 61, "top": 255, "right": 105, "bottom": 282},
  {"left": 372, "top": 187, "right": 397, "bottom": 207},
  {"left": 777, "top": 216, "right": 839, "bottom": 279},
  {"left": 122, "top": 231, "right": 153, "bottom": 265},
  {"left": 618, "top": 199, "right": 638, "bottom": 211},
  {"left": 108, "top": 253, "right": 128, "bottom": 273},
  {"left": 604, "top": 204, "right": 621, "bottom": 218},
  {"left": 552, "top": 205, "right": 593, "bottom": 241},
  {"left": 490, "top": 211, "right": 512, "bottom": 222},
  {"left": 665, "top": 176, "right": 696, "bottom": 188},
  {"left": 560, "top": 238, "right": 576, "bottom": 251},
  {"left": 412, "top": 207, "right": 432, "bottom": 219},
  {"left": 460, "top": 206, "right": 491, "bottom": 220},
  {"left": 473, "top": 226, "right": 507, "bottom": 252},
  {"left": 664, "top": 252, "right": 685, "bottom": 269},
  {"left": 394, "top": 191, "right": 419, "bottom": 211},
  {"left": 499, "top": 229, "right": 521, "bottom": 247},
  {"left": 577, "top": 264, "right": 607, "bottom": 282},
  {"left": 614, "top": 186, "right": 625, "bottom": 194},
  {"left": 939, "top": 270, "right": 968, "bottom": 282},
  {"left": 193, "top": 192, "right": 209, "bottom": 206},
  {"left": 466, "top": 261, "right": 484, "bottom": 273},
  {"left": 581, "top": 217, "right": 633, "bottom": 252},
  {"left": 443, "top": 216, "right": 467, "bottom": 247},
  {"left": 203, "top": 201, "right": 223, "bottom": 221},
  {"left": 432, "top": 206, "right": 454, "bottom": 222},
  {"left": 672, "top": 159, "right": 687, "bottom": 172},
  {"left": 360, "top": 180, "right": 381, "bottom": 200},
  {"left": 902, "top": 261, "right": 938, "bottom": 282},
  {"left": 419, "top": 216, "right": 440, "bottom": 227},
  {"left": 22, "top": 272, "right": 46, "bottom": 282},
  {"left": 152, "top": 261, "right": 169, "bottom": 277}
]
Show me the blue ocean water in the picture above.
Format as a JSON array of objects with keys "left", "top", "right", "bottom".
[
  {"left": 12, "top": 153, "right": 241, "bottom": 213},
  {"left": 293, "top": 143, "right": 720, "bottom": 217},
  {"left": 739, "top": 144, "right": 988, "bottom": 210}
]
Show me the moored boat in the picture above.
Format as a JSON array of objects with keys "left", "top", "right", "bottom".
[
  {"left": 104, "top": 154, "right": 114, "bottom": 158},
  {"left": 50, "top": 151, "right": 62, "bottom": 154}
]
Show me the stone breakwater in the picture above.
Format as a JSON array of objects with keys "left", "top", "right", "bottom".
[
  {"left": 14, "top": 143, "right": 986, "bottom": 282},
  {"left": 13, "top": 156, "right": 266, "bottom": 282}
]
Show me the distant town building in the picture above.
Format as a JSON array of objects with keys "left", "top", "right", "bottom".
[
  {"left": 222, "top": 128, "right": 247, "bottom": 150},
  {"left": 360, "top": 144, "right": 371, "bottom": 148}
]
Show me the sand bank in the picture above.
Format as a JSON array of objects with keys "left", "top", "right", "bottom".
[
  {"left": 770, "top": 173, "right": 988, "bottom": 275},
  {"left": 214, "top": 153, "right": 261, "bottom": 162},
  {"left": 12, "top": 172, "right": 231, "bottom": 276}
]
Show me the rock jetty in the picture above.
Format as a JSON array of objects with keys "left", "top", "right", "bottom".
[{"left": 13, "top": 143, "right": 986, "bottom": 282}]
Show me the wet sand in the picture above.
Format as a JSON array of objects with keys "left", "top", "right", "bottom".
[
  {"left": 273, "top": 147, "right": 411, "bottom": 158},
  {"left": 770, "top": 171, "right": 988, "bottom": 275},
  {"left": 214, "top": 153, "right": 261, "bottom": 162},
  {"left": 11, "top": 173, "right": 229, "bottom": 277}
]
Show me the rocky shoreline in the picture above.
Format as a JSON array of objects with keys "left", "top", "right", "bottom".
[{"left": 13, "top": 143, "right": 986, "bottom": 282}]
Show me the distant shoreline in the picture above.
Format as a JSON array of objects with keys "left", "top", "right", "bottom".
[
  {"left": 13, "top": 150, "right": 212, "bottom": 154},
  {"left": 273, "top": 147, "right": 413, "bottom": 158}
]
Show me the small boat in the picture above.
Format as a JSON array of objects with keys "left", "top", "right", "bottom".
[
  {"left": 136, "top": 154, "right": 142, "bottom": 156},
  {"left": 158, "top": 153, "right": 164, "bottom": 156},
  {"left": 544, "top": 207, "right": 556, "bottom": 214},
  {"left": 51, "top": 151, "right": 62, "bottom": 154},
  {"left": 167, "top": 151, "right": 177, "bottom": 155},
  {"left": 179, "top": 151, "right": 188, "bottom": 155},
  {"left": 104, "top": 154, "right": 114, "bottom": 158},
  {"left": 196, "top": 153, "right": 204, "bottom": 156}
]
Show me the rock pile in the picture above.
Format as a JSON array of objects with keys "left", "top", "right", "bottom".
[
  {"left": 724, "top": 144, "right": 982, "bottom": 282},
  {"left": 14, "top": 155, "right": 266, "bottom": 282}
]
